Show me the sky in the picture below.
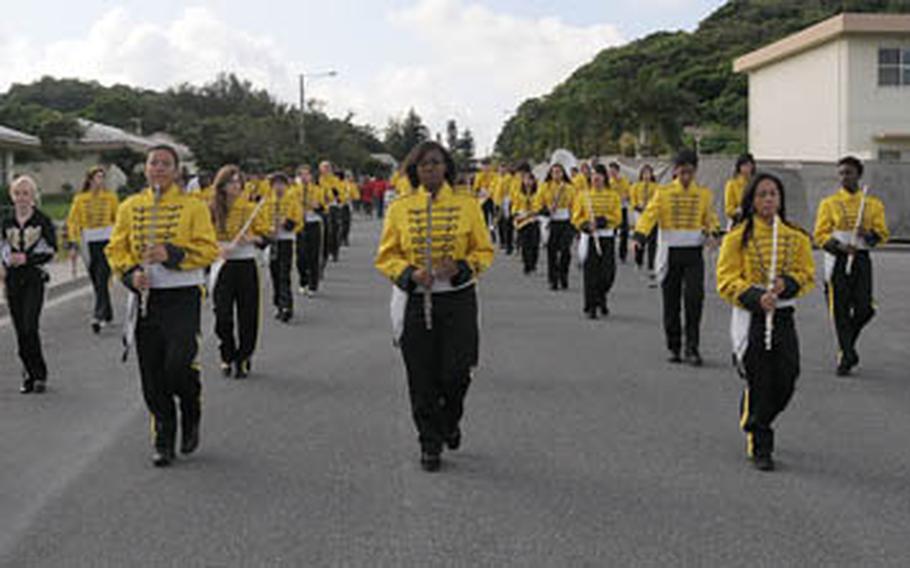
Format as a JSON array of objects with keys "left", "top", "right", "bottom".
[{"left": 0, "top": 0, "right": 727, "bottom": 155}]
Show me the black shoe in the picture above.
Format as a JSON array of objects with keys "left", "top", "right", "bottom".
[
  {"left": 685, "top": 348, "right": 703, "bottom": 367},
  {"left": 20, "top": 379, "right": 35, "bottom": 394},
  {"left": 445, "top": 428, "right": 462, "bottom": 451},
  {"left": 550, "top": 283, "right": 558, "bottom": 291},
  {"left": 91, "top": 320, "right": 101, "bottom": 334},
  {"left": 420, "top": 450, "right": 441, "bottom": 472},
  {"left": 33, "top": 380, "right": 47, "bottom": 394},
  {"left": 668, "top": 351, "right": 682, "bottom": 364},
  {"left": 845, "top": 349, "right": 860, "bottom": 370},
  {"left": 280, "top": 309, "right": 293, "bottom": 323},
  {"left": 599, "top": 304, "right": 609, "bottom": 316},
  {"left": 220, "top": 362, "right": 233, "bottom": 378},
  {"left": 152, "top": 448, "right": 175, "bottom": 467},
  {"left": 753, "top": 454, "right": 775, "bottom": 472},
  {"left": 181, "top": 424, "right": 200, "bottom": 455},
  {"left": 586, "top": 310, "right": 598, "bottom": 320},
  {"left": 235, "top": 360, "right": 249, "bottom": 379},
  {"left": 836, "top": 361, "right": 852, "bottom": 377}
]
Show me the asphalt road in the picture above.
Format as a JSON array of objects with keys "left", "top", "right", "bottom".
[{"left": 2, "top": 218, "right": 909, "bottom": 567}]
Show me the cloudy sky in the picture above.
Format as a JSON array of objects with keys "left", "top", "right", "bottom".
[{"left": 0, "top": 0, "right": 726, "bottom": 154}]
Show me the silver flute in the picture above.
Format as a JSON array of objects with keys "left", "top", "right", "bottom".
[
  {"left": 140, "top": 184, "right": 161, "bottom": 317},
  {"left": 423, "top": 194, "right": 433, "bottom": 331}
]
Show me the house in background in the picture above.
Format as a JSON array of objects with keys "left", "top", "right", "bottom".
[
  {"left": 734, "top": 13, "right": 910, "bottom": 163},
  {"left": 17, "top": 119, "right": 194, "bottom": 194},
  {"left": 0, "top": 125, "right": 41, "bottom": 185}
]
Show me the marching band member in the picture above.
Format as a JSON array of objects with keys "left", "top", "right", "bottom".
[
  {"left": 717, "top": 173, "right": 814, "bottom": 471},
  {"left": 724, "top": 153, "right": 755, "bottom": 229},
  {"left": 537, "top": 163, "right": 576, "bottom": 290},
  {"left": 339, "top": 171, "right": 357, "bottom": 247},
  {"left": 813, "top": 156, "right": 889, "bottom": 376},
  {"left": 608, "top": 162, "right": 632, "bottom": 264},
  {"left": 633, "top": 150, "right": 720, "bottom": 366},
  {"left": 294, "top": 165, "right": 326, "bottom": 296},
  {"left": 106, "top": 145, "right": 218, "bottom": 467},
  {"left": 209, "top": 165, "right": 271, "bottom": 379},
  {"left": 572, "top": 164, "right": 622, "bottom": 319},
  {"left": 267, "top": 173, "right": 303, "bottom": 322},
  {"left": 319, "top": 161, "right": 344, "bottom": 263},
  {"left": 494, "top": 165, "right": 517, "bottom": 255},
  {"left": 473, "top": 161, "right": 498, "bottom": 242},
  {"left": 511, "top": 165, "right": 541, "bottom": 274},
  {"left": 630, "top": 164, "right": 660, "bottom": 285},
  {"left": 66, "top": 166, "right": 119, "bottom": 333},
  {"left": 375, "top": 141, "right": 494, "bottom": 472},
  {"left": 571, "top": 162, "right": 591, "bottom": 193},
  {"left": 1, "top": 176, "right": 57, "bottom": 394}
]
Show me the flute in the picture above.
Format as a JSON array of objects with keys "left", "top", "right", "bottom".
[
  {"left": 140, "top": 184, "right": 161, "bottom": 317},
  {"left": 423, "top": 193, "right": 433, "bottom": 331},
  {"left": 845, "top": 185, "right": 868, "bottom": 276},
  {"left": 765, "top": 215, "right": 779, "bottom": 351}
]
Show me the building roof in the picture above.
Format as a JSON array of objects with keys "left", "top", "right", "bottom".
[
  {"left": 76, "top": 118, "right": 160, "bottom": 153},
  {"left": 734, "top": 13, "right": 910, "bottom": 74},
  {"left": 0, "top": 125, "right": 41, "bottom": 148}
]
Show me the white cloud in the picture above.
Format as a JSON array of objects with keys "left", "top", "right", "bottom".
[{"left": 0, "top": 1, "right": 625, "bottom": 157}]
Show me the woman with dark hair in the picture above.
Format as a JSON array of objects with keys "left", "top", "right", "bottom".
[
  {"left": 106, "top": 144, "right": 218, "bottom": 466},
  {"left": 572, "top": 164, "right": 622, "bottom": 319},
  {"left": 2, "top": 176, "right": 57, "bottom": 393},
  {"left": 66, "top": 166, "right": 119, "bottom": 333},
  {"left": 630, "top": 164, "right": 660, "bottom": 284},
  {"left": 813, "top": 156, "right": 889, "bottom": 376},
  {"left": 375, "top": 140, "right": 494, "bottom": 472},
  {"left": 538, "top": 163, "right": 576, "bottom": 290},
  {"left": 511, "top": 165, "right": 541, "bottom": 274},
  {"left": 724, "top": 153, "right": 755, "bottom": 228},
  {"left": 209, "top": 165, "right": 271, "bottom": 379},
  {"left": 717, "top": 173, "right": 814, "bottom": 471},
  {"left": 267, "top": 173, "right": 303, "bottom": 322}
]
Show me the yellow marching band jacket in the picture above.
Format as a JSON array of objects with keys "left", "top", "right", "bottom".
[{"left": 66, "top": 189, "right": 120, "bottom": 252}]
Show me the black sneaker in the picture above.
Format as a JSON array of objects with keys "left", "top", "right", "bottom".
[
  {"left": 668, "top": 351, "right": 682, "bottom": 364},
  {"left": 20, "top": 379, "right": 35, "bottom": 394},
  {"left": 91, "top": 320, "right": 101, "bottom": 334},
  {"left": 685, "top": 348, "right": 703, "bottom": 367},
  {"left": 33, "top": 380, "right": 47, "bottom": 394},
  {"left": 586, "top": 310, "right": 598, "bottom": 320},
  {"left": 152, "top": 448, "right": 175, "bottom": 467},
  {"left": 599, "top": 304, "right": 609, "bottom": 316},
  {"left": 420, "top": 450, "right": 441, "bottom": 472},
  {"left": 181, "top": 423, "right": 200, "bottom": 455},
  {"left": 445, "top": 428, "right": 462, "bottom": 451},
  {"left": 220, "top": 362, "right": 233, "bottom": 378},
  {"left": 235, "top": 360, "right": 249, "bottom": 379},
  {"left": 753, "top": 454, "right": 775, "bottom": 472}
]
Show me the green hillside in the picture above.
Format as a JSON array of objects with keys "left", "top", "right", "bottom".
[{"left": 494, "top": 0, "right": 910, "bottom": 161}]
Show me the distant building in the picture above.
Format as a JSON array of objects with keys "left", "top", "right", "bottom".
[
  {"left": 734, "top": 13, "right": 910, "bottom": 163},
  {"left": 0, "top": 125, "right": 41, "bottom": 185}
]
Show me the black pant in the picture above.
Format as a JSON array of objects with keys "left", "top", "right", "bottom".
[
  {"left": 400, "top": 286, "right": 478, "bottom": 453},
  {"left": 518, "top": 222, "right": 540, "bottom": 273},
  {"left": 88, "top": 240, "right": 113, "bottom": 322},
  {"left": 498, "top": 214, "right": 514, "bottom": 254},
  {"left": 661, "top": 247, "right": 704, "bottom": 353},
  {"left": 340, "top": 205, "right": 352, "bottom": 246},
  {"left": 582, "top": 236, "right": 616, "bottom": 313},
  {"left": 828, "top": 251, "right": 875, "bottom": 360},
  {"left": 296, "top": 221, "right": 322, "bottom": 291},
  {"left": 740, "top": 308, "right": 799, "bottom": 457},
  {"left": 634, "top": 227, "right": 658, "bottom": 271},
  {"left": 5, "top": 267, "right": 48, "bottom": 382},
  {"left": 482, "top": 200, "right": 496, "bottom": 242},
  {"left": 547, "top": 220, "right": 574, "bottom": 288},
  {"left": 618, "top": 207, "right": 629, "bottom": 262},
  {"left": 213, "top": 259, "right": 260, "bottom": 365},
  {"left": 269, "top": 240, "right": 294, "bottom": 312},
  {"left": 325, "top": 208, "right": 341, "bottom": 262},
  {"left": 136, "top": 287, "right": 202, "bottom": 452}
]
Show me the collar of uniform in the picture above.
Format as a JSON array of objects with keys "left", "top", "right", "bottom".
[
  {"left": 671, "top": 178, "right": 696, "bottom": 192},
  {"left": 838, "top": 187, "right": 861, "bottom": 199},
  {"left": 142, "top": 183, "right": 182, "bottom": 199},
  {"left": 418, "top": 183, "right": 454, "bottom": 201},
  {"left": 753, "top": 215, "right": 777, "bottom": 231}
]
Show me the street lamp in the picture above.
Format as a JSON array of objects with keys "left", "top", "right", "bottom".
[{"left": 298, "top": 70, "right": 339, "bottom": 155}]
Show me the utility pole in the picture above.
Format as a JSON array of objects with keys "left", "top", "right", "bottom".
[{"left": 298, "top": 70, "right": 338, "bottom": 157}]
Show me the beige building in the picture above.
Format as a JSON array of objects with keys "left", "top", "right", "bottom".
[
  {"left": 734, "top": 13, "right": 910, "bottom": 163},
  {"left": 0, "top": 125, "right": 41, "bottom": 185}
]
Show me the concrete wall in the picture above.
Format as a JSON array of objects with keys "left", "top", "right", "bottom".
[
  {"left": 601, "top": 155, "right": 910, "bottom": 241},
  {"left": 846, "top": 35, "right": 910, "bottom": 160},
  {"left": 748, "top": 39, "right": 847, "bottom": 162}
]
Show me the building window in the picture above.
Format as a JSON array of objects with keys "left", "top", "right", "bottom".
[
  {"left": 878, "top": 148, "right": 902, "bottom": 162},
  {"left": 878, "top": 47, "right": 910, "bottom": 86}
]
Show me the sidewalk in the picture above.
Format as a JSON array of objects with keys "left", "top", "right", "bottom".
[{"left": 0, "top": 258, "right": 90, "bottom": 316}]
